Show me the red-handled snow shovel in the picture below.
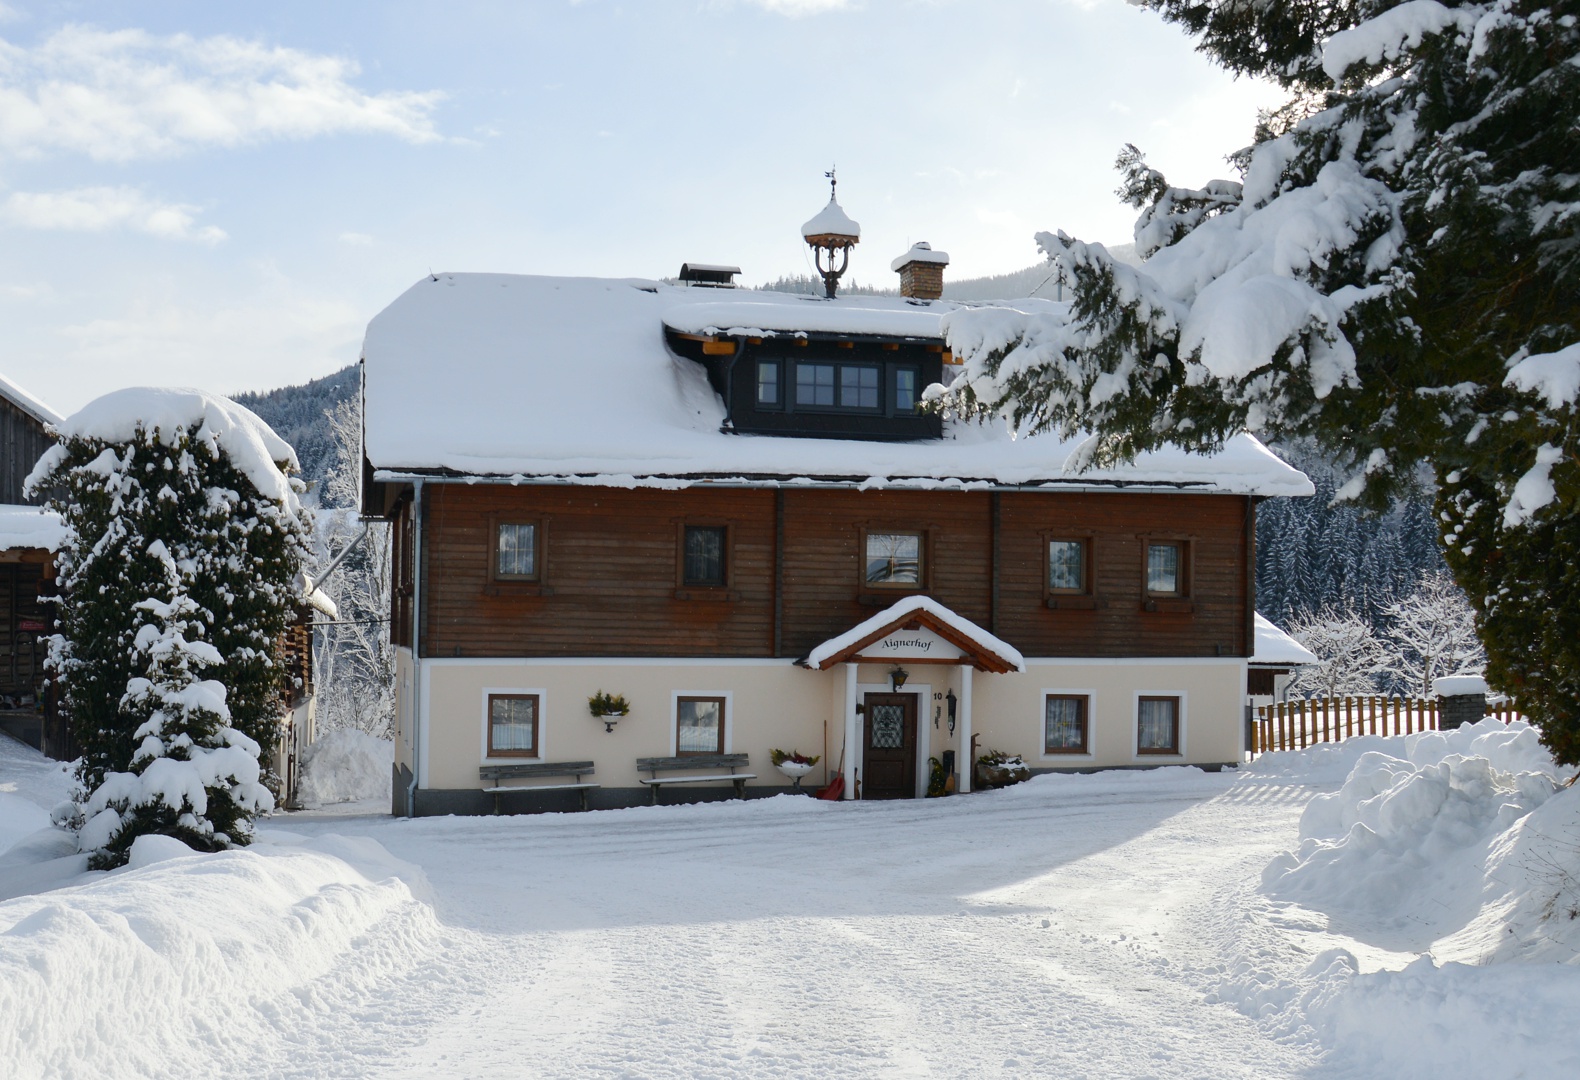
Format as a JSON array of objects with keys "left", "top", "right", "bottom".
[{"left": 815, "top": 745, "right": 845, "bottom": 801}]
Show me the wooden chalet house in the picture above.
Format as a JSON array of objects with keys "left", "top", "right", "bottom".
[
  {"left": 0, "top": 375, "right": 67, "bottom": 757},
  {"left": 361, "top": 213, "right": 1313, "bottom": 816}
]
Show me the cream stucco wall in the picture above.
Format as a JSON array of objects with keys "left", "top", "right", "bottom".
[{"left": 406, "top": 655, "right": 1246, "bottom": 800}]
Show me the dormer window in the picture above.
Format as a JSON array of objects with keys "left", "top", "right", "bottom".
[
  {"left": 840, "top": 365, "right": 879, "bottom": 409},
  {"left": 756, "top": 360, "right": 781, "bottom": 408},
  {"left": 895, "top": 367, "right": 919, "bottom": 413},
  {"left": 796, "top": 363, "right": 836, "bottom": 407}
]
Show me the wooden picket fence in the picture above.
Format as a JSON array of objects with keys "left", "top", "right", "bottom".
[{"left": 1252, "top": 696, "right": 1524, "bottom": 755}]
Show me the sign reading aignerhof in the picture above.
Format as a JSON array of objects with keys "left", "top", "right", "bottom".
[{"left": 855, "top": 627, "right": 965, "bottom": 662}]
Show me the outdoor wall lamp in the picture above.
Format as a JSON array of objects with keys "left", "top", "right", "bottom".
[
  {"left": 889, "top": 666, "right": 909, "bottom": 691},
  {"left": 946, "top": 689, "right": 957, "bottom": 735}
]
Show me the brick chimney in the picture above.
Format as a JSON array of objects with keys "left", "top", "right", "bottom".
[{"left": 891, "top": 242, "right": 949, "bottom": 300}]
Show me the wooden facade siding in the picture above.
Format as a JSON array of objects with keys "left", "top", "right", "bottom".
[
  {"left": 0, "top": 396, "right": 55, "bottom": 506},
  {"left": 399, "top": 483, "right": 1253, "bottom": 660}
]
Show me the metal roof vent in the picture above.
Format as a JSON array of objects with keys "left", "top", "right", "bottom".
[{"left": 678, "top": 263, "right": 741, "bottom": 288}]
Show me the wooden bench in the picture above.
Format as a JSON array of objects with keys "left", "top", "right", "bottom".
[
  {"left": 479, "top": 761, "right": 598, "bottom": 814},
  {"left": 636, "top": 754, "right": 755, "bottom": 804}
]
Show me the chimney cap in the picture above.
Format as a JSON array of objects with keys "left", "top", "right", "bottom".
[{"left": 891, "top": 241, "right": 950, "bottom": 272}]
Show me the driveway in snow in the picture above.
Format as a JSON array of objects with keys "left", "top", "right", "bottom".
[{"left": 266, "top": 770, "right": 1356, "bottom": 1079}]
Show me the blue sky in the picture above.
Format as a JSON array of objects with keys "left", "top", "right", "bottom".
[{"left": 0, "top": 0, "right": 1279, "bottom": 414}]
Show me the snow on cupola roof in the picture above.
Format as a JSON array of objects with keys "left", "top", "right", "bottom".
[
  {"left": 801, "top": 197, "right": 861, "bottom": 242},
  {"left": 359, "top": 272, "right": 1314, "bottom": 498}
]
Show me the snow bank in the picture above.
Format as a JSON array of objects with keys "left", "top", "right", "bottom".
[
  {"left": 1255, "top": 720, "right": 1570, "bottom": 949},
  {"left": 0, "top": 830, "right": 436, "bottom": 1079},
  {"left": 295, "top": 729, "right": 392, "bottom": 808},
  {"left": 26, "top": 387, "right": 301, "bottom": 507}
]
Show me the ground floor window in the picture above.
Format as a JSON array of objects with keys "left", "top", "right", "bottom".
[
  {"left": 488, "top": 693, "right": 539, "bottom": 756},
  {"left": 676, "top": 695, "right": 726, "bottom": 755},
  {"left": 1044, "top": 694, "right": 1089, "bottom": 754},
  {"left": 1137, "top": 695, "right": 1180, "bottom": 754}
]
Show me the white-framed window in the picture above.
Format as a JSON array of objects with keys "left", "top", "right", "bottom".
[
  {"left": 671, "top": 690, "right": 733, "bottom": 756},
  {"left": 481, "top": 687, "right": 547, "bottom": 762},
  {"left": 1041, "top": 691, "right": 1094, "bottom": 756},
  {"left": 1134, "top": 691, "right": 1186, "bottom": 757}
]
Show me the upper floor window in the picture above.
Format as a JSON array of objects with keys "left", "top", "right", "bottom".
[
  {"left": 840, "top": 365, "right": 880, "bottom": 409},
  {"left": 894, "top": 367, "right": 919, "bottom": 413},
  {"left": 495, "top": 522, "right": 538, "bottom": 580},
  {"left": 1146, "top": 541, "right": 1185, "bottom": 596},
  {"left": 794, "top": 361, "right": 884, "bottom": 412},
  {"left": 683, "top": 525, "right": 727, "bottom": 587},
  {"left": 756, "top": 360, "right": 781, "bottom": 408},
  {"left": 1047, "top": 539, "right": 1087, "bottom": 593},
  {"left": 865, "top": 530, "right": 923, "bottom": 588},
  {"left": 796, "top": 363, "right": 836, "bottom": 407}
]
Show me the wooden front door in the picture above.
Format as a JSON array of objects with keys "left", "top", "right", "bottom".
[{"left": 862, "top": 693, "right": 917, "bottom": 799}]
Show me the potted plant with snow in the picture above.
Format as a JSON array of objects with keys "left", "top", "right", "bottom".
[
  {"left": 771, "top": 749, "right": 820, "bottom": 790},
  {"left": 974, "top": 749, "right": 1030, "bottom": 790},
  {"left": 588, "top": 690, "right": 629, "bottom": 733}
]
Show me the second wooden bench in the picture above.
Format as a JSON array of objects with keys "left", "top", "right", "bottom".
[{"left": 635, "top": 754, "right": 754, "bottom": 804}]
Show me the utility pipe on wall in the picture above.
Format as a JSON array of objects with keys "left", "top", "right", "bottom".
[
  {"left": 404, "top": 479, "right": 425, "bottom": 819},
  {"left": 843, "top": 662, "right": 858, "bottom": 800},
  {"left": 958, "top": 665, "right": 974, "bottom": 794}
]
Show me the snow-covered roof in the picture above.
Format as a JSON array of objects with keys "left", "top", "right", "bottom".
[
  {"left": 360, "top": 273, "right": 1314, "bottom": 496},
  {"left": 801, "top": 197, "right": 860, "bottom": 240},
  {"left": 1251, "top": 613, "right": 1319, "bottom": 666},
  {"left": 27, "top": 388, "right": 302, "bottom": 508},
  {"left": 0, "top": 504, "right": 65, "bottom": 552},
  {"left": 0, "top": 373, "right": 64, "bottom": 429},
  {"left": 801, "top": 595, "right": 1025, "bottom": 673},
  {"left": 891, "top": 242, "right": 949, "bottom": 271}
]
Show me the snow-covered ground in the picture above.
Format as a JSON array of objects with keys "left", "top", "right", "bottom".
[{"left": 2, "top": 722, "right": 1576, "bottom": 1079}]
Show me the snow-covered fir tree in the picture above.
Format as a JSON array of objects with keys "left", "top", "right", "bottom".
[
  {"left": 934, "top": 0, "right": 1579, "bottom": 761},
  {"left": 26, "top": 389, "right": 312, "bottom": 867}
]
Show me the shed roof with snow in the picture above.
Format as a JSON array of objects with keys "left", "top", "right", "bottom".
[{"left": 360, "top": 273, "right": 1313, "bottom": 497}]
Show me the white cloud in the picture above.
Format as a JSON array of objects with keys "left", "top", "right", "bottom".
[
  {"left": 338, "top": 231, "right": 373, "bottom": 246},
  {"left": 0, "top": 24, "right": 443, "bottom": 161},
  {"left": 744, "top": 0, "right": 853, "bottom": 14},
  {"left": 1, "top": 186, "right": 226, "bottom": 242},
  {"left": 54, "top": 283, "right": 364, "bottom": 405},
  {"left": 0, "top": 4, "right": 25, "bottom": 24}
]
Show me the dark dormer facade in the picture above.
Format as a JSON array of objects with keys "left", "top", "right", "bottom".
[{"left": 666, "top": 328, "right": 946, "bottom": 442}]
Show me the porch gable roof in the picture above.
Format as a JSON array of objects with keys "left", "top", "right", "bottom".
[{"left": 800, "top": 595, "right": 1025, "bottom": 674}]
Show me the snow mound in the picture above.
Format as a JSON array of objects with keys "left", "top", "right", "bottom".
[
  {"left": 0, "top": 792, "right": 50, "bottom": 858},
  {"left": 1259, "top": 720, "right": 1570, "bottom": 949},
  {"left": 296, "top": 729, "right": 393, "bottom": 808},
  {"left": 1243, "top": 716, "right": 1555, "bottom": 784},
  {"left": 0, "top": 831, "right": 436, "bottom": 1078}
]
